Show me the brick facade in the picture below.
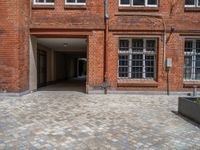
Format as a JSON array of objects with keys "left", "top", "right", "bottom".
[{"left": 0, "top": 0, "right": 200, "bottom": 94}]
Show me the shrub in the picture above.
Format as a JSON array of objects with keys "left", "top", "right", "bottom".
[{"left": 197, "top": 98, "right": 200, "bottom": 105}]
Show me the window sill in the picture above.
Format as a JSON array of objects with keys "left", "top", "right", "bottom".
[
  {"left": 32, "top": 5, "right": 55, "bottom": 9},
  {"left": 184, "top": 7, "right": 200, "bottom": 12},
  {"left": 117, "top": 80, "right": 158, "bottom": 87},
  {"left": 64, "top": 5, "right": 87, "bottom": 10},
  {"left": 118, "top": 6, "right": 159, "bottom": 12},
  {"left": 183, "top": 81, "right": 200, "bottom": 88}
]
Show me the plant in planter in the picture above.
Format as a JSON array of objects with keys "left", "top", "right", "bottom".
[{"left": 197, "top": 98, "right": 200, "bottom": 105}]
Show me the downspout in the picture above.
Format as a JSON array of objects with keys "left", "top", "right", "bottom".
[
  {"left": 161, "top": 17, "right": 167, "bottom": 71},
  {"left": 103, "top": 0, "right": 109, "bottom": 94}
]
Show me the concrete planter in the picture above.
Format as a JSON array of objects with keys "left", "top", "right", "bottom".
[{"left": 178, "top": 97, "right": 200, "bottom": 124}]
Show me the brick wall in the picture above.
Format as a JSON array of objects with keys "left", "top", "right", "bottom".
[
  {"left": 1, "top": 0, "right": 200, "bottom": 93},
  {"left": 0, "top": 0, "right": 30, "bottom": 92},
  {"left": 30, "top": 0, "right": 105, "bottom": 30},
  {"left": 106, "top": 0, "right": 200, "bottom": 92},
  {"left": 87, "top": 30, "right": 104, "bottom": 88}
]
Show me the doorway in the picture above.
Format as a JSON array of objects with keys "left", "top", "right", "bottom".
[
  {"left": 37, "top": 50, "right": 47, "bottom": 88},
  {"left": 77, "top": 58, "right": 87, "bottom": 78},
  {"left": 30, "top": 37, "right": 88, "bottom": 92}
]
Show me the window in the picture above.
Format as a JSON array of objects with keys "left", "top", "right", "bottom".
[
  {"left": 184, "top": 39, "right": 200, "bottom": 81},
  {"left": 33, "top": 0, "right": 54, "bottom": 5},
  {"left": 118, "top": 38, "right": 157, "bottom": 80},
  {"left": 65, "top": 0, "right": 86, "bottom": 5},
  {"left": 185, "top": 0, "right": 200, "bottom": 7},
  {"left": 119, "top": 0, "right": 158, "bottom": 7}
]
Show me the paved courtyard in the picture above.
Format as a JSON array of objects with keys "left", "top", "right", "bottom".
[{"left": 0, "top": 91, "right": 200, "bottom": 150}]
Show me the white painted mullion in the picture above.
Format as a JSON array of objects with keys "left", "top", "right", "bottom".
[
  {"left": 195, "top": 0, "right": 198, "bottom": 7},
  {"left": 128, "top": 39, "right": 132, "bottom": 79},
  {"left": 143, "top": 39, "right": 146, "bottom": 79},
  {"left": 192, "top": 40, "right": 196, "bottom": 80},
  {"left": 145, "top": 0, "right": 147, "bottom": 7},
  {"left": 154, "top": 39, "right": 157, "bottom": 80},
  {"left": 193, "top": 40, "right": 197, "bottom": 80}
]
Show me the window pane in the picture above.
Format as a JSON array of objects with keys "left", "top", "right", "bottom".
[
  {"left": 195, "top": 69, "right": 200, "bottom": 79},
  {"left": 119, "top": 67, "right": 129, "bottom": 77},
  {"left": 132, "top": 54, "right": 143, "bottom": 78},
  {"left": 67, "top": 0, "right": 75, "bottom": 2},
  {"left": 147, "top": 0, "right": 157, "bottom": 5},
  {"left": 120, "top": 0, "right": 130, "bottom": 5},
  {"left": 35, "top": 0, "right": 45, "bottom": 2},
  {"left": 185, "top": 41, "right": 193, "bottom": 52},
  {"left": 119, "top": 55, "right": 129, "bottom": 66},
  {"left": 46, "top": 0, "right": 54, "bottom": 2},
  {"left": 145, "top": 55, "right": 155, "bottom": 78},
  {"left": 185, "top": 0, "right": 195, "bottom": 5},
  {"left": 184, "top": 68, "right": 192, "bottom": 80},
  {"left": 196, "top": 56, "right": 200, "bottom": 80},
  {"left": 196, "top": 40, "right": 200, "bottom": 53},
  {"left": 184, "top": 56, "right": 192, "bottom": 80},
  {"left": 77, "top": 0, "right": 86, "bottom": 3},
  {"left": 133, "top": 0, "right": 145, "bottom": 5},
  {"left": 132, "top": 39, "right": 143, "bottom": 52},
  {"left": 184, "top": 56, "right": 192, "bottom": 67},
  {"left": 119, "top": 40, "right": 129, "bottom": 51},
  {"left": 146, "top": 40, "right": 156, "bottom": 51},
  {"left": 119, "top": 55, "right": 129, "bottom": 77}
]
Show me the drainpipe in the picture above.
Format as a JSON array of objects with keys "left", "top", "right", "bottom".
[{"left": 103, "top": 0, "right": 109, "bottom": 94}]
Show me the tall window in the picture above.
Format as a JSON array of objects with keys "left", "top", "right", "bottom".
[
  {"left": 120, "top": 0, "right": 158, "bottom": 7},
  {"left": 33, "top": 0, "right": 54, "bottom": 5},
  {"left": 65, "top": 0, "right": 86, "bottom": 5},
  {"left": 184, "top": 40, "right": 200, "bottom": 80},
  {"left": 118, "top": 38, "right": 157, "bottom": 80},
  {"left": 185, "top": 0, "right": 200, "bottom": 7}
]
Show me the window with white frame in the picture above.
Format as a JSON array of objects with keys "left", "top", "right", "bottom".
[
  {"left": 120, "top": 0, "right": 158, "bottom": 7},
  {"left": 65, "top": 0, "right": 86, "bottom": 5},
  {"left": 185, "top": 0, "right": 200, "bottom": 7},
  {"left": 33, "top": 0, "right": 54, "bottom": 5},
  {"left": 118, "top": 38, "right": 157, "bottom": 80},
  {"left": 184, "top": 39, "right": 200, "bottom": 81}
]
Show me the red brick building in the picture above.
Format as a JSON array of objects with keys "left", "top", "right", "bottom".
[{"left": 0, "top": 0, "right": 200, "bottom": 95}]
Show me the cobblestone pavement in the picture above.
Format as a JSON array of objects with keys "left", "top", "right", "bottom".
[{"left": 0, "top": 92, "right": 200, "bottom": 150}]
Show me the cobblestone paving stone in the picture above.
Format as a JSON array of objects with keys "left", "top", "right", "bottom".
[{"left": 0, "top": 91, "right": 200, "bottom": 150}]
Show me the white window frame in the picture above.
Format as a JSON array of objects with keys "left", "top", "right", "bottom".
[
  {"left": 119, "top": 0, "right": 158, "bottom": 7},
  {"left": 185, "top": 0, "right": 200, "bottom": 7},
  {"left": 65, "top": 0, "right": 86, "bottom": 5},
  {"left": 184, "top": 39, "right": 200, "bottom": 81},
  {"left": 118, "top": 38, "right": 157, "bottom": 80},
  {"left": 33, "top": 0, "right": 54, "bottom": 5}
]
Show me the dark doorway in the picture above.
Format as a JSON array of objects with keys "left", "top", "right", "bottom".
[
  {"left": 77, "top": 58, "right": 87, "bottom": 78},
  {"left": 37, "top": 50, "right": 47, "bottom": 88}
]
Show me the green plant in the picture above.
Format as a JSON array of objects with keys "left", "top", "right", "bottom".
[{"left": 197, "top": 98, "right": 200, "bottom": 105}]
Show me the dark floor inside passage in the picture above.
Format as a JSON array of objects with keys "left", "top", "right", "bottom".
[{"left": 38, "top": 78, "right": 86, "bottom": 93}]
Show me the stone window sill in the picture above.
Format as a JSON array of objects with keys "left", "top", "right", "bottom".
[
  {"left": 183, "top": 81, "right": 200, "bottom": 88},
  {"left": 117, "top": 80, "right": 158, "bottom": 87},
  {"left": 32, "top": 5, "right": 55, "bottom": 9},
  {"left": 64, "top": 5, "right": 87, "bottom": 10},
  {"left": 184, "top": 7, "right": 200, "bottom": 12},
  {"left": 118, "top": 7, "right": 159, "bottom": 12}
]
